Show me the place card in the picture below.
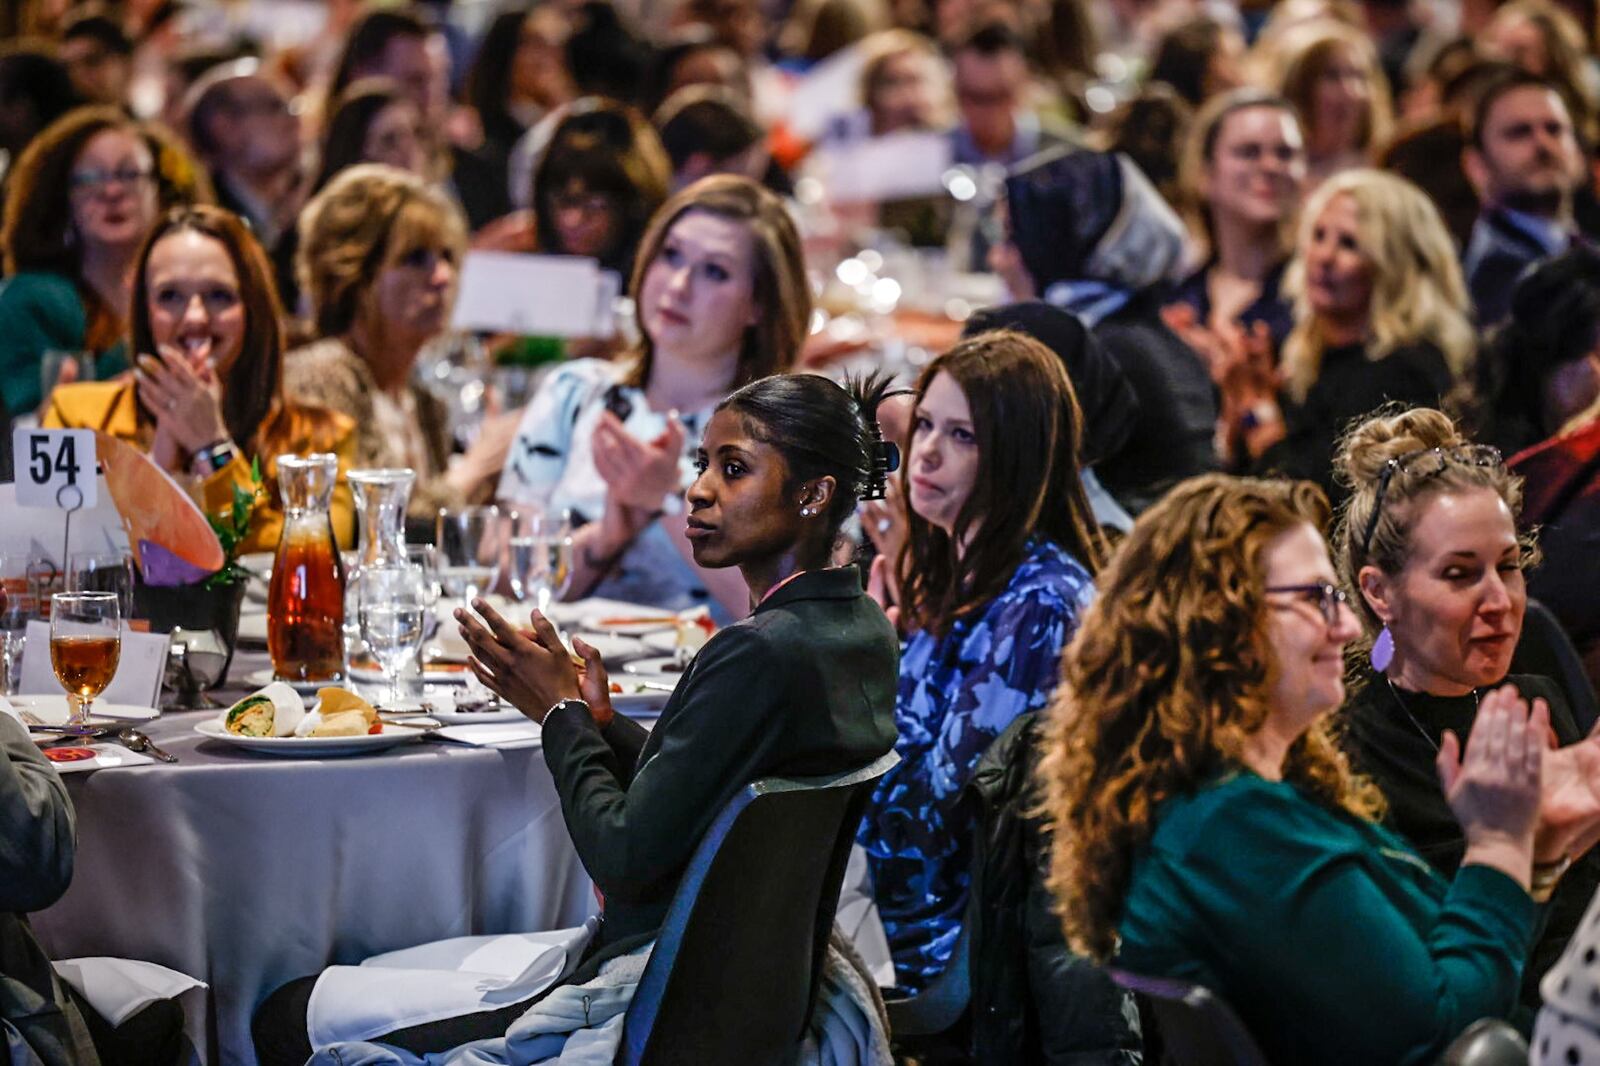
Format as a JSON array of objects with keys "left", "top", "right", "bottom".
[
  {"left": 809, "top": 131, "right": 953, "bottom": 203},
  {"left": 16, "top": 621, "right": 170, "bottom": 709},
  {"left": 450, "top": 252, "right": 604, "bottom": 337}
]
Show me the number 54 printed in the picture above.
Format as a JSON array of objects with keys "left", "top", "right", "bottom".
[{"left": 12, "top": 428, "right": 97, "bottom": 509}]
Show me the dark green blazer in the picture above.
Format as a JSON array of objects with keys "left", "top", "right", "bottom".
[{"left": 540, "top": 566, "right": 899, "bottom": 957}]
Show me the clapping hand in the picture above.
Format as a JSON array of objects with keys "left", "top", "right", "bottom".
[
  {"left": 1536, "top": 715, "right": 1600, "bottom": 863},
  {"left": 1438, "top": 685, "right": 1545, "bottom": 880},
  {"left": 591, "top": 411, "right": 686, "bottom": 512},
  {"left": 135, "top": 345, "right": 227, "bottom": 453},
  {"left": 456, "top": 599, "right": 614, "bottom": 726}
]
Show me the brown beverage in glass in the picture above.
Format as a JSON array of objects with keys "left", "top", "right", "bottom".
[
  {"left": 267, "top": 454, "right": 346, "bottom": 681},
  {"left": 51, "top": 634, "right": 120, "bottom": 698}
]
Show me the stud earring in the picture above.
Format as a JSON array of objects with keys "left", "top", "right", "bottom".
[{"left": 801, "top": 507, "right": 814, "bottom": 517}]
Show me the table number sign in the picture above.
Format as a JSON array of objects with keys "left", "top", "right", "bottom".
[{"left": 13, "top": 428, "right": 97, "bottom": 510}]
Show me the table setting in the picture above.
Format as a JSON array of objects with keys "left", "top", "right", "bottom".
[{"left": 2, "top": 447, "right": 720, "bottom": 1063}]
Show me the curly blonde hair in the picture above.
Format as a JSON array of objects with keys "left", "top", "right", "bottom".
[
  {"left": 1037, "top": 473, "right": 1385, "bottom": 961},
  {"left": 1280, "top": 169, "right": 1475, "bottom": 403}
]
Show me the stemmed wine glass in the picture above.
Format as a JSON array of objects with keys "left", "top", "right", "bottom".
[
  {"left": 356, "top": 564, "right": 428, "bottom": 709},
  {"left": 508, "top": 509, "right": 575, "bottom": 614},
  {"left": 436, "top": 506, "right": 502, "bottom": 614},
  {"left": 50, "top": 591, "right": 121, "bottom": 732}
]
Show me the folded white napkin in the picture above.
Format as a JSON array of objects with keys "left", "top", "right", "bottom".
[
  {"left": 53, "top": 958, "right": 206, "bottom": 1026},
  {"left": 307, "top": 921, "right": 598, "bottom": 1048},
  {"left": 433, "top": 722, "right": 543, "bottom": 749}
]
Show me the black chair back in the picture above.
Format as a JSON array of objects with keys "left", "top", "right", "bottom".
[
  {"left": 1512, "top": 598, "right": 1600, "bottom": 733},
  {"left": 616, "top": 751, "right": 899, "bottom": 1066},
  {"left": 1110, "top": 970, "right": 1270, "bottom": 1066}
]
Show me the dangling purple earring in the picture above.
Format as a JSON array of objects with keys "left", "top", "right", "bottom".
[{"left": 1370, "top": 626, "right": 1394, "bottom": 673}]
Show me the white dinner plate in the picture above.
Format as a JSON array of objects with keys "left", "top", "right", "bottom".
[
  {"left": 349, "top": 662, "right": 475, "bottom": 687},
  {"left": 242, "top": 669, "right": 338, "bottom": 696},
  {"left": 620, "top": 656, "right": 691, "bottom": 678},
  {"left": 569, "top": 632, "right": 649, "bottom": 665},
  {"left": 9, "top": 694, "right": 160, "bottom": 723},
  {"left": 608, "top": 684, "right": 672, "bottom": 717},
  {"left": 422, "top": 704, "right": 525, "bottom": 725},
  {"left": 194, "top": 718, "right": 427, "bottom": 757}
]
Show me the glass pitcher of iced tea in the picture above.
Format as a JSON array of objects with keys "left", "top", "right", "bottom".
[{"left": 268, "top": 453, "right": 346, "bottom": 682}]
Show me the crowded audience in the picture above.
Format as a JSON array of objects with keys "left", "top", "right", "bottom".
[{"left": 12, "top": 0, "right": 1600, "bottom": 1062}]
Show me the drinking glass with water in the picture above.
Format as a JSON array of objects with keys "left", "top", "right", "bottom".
[
  {"left": 508, "top": 509, "right": 574, "bottom": 613},
  {"left": 356, "top": 564, "right": 429, "bottom": 709}
]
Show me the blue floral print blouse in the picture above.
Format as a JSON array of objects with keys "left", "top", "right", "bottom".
[{"left": 858, "top": 537, "right": 1094, "bottom": 991}]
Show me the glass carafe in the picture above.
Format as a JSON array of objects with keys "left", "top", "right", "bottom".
[
  {"left": 267, "top": 453, "right": 346, "bottom": 682},
  {"left": 348, "top": 468, "right": 414, "bottom": 570}
]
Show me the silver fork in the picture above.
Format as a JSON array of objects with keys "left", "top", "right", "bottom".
[{"left": 117, "top": 728, "right": 178, "bottom": 763}]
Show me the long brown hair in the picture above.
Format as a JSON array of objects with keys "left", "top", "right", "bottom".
[
  {"left": 130, "top": 205, "right": 342, "bottom": 467},
  {"left": 1038, "top": 474, "right": 1385, "bottom": 961},
  {"left": 621, "top": 174, "right": 808, "bottom": 392},
  {"left": 897, "top": 330, "right": 1106, "bottom": 636}
]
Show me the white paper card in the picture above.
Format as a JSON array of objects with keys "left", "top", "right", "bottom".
[
  {"left": 450, "top": 252, "right": 602, "bottom": 337},
  {"left": 810, "top": 131, "right": 953, "bottom": 204},
  {"left": 12, "top": 429, "right": 97, "bottom": 509},
  {"left": 17, "top": 621, "right": 169, "bottom": 709},
  {"left": 0, "top": 479, "right": 128, "bottom": 568}
]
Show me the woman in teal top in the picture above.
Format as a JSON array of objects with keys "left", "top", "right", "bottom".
[
  {"left": 0, "top": 106, "right": 202, "bottom": 416},
  {"left": 1038, "top": 473, "right": 1546, "bottom": 1066}
]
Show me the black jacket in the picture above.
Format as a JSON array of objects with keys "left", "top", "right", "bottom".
[
  {"left": 541, "top": 566, "right": 900, "bottom": 963},
  {"left": 963, "top": 713, "right": 1142, "bottom": 1064}
]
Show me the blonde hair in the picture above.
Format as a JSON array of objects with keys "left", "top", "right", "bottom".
[
  {"left": 1276, "top": 22, "right": 1393, "bottom": 159},
  {"left": 295, "top": 163, "right": 468, "bottom": 339},
  {"left": 1279, "top": 169, "right": 1475, "bottom": 402},
  {"left": 1037, "top": 473, "right": 1385, "bottom": 961},
  {"left": 855, "top": 29, "right": 951, "bottom": 125},
  {"left": 1330, "top": 406, "right": 1537, "bottom": 641}
]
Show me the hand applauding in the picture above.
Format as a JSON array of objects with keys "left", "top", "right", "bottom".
[
  {"left": 135, "top": 345, "right": 228, "bottom": 455},
  {"left": 1438, "top": 685, "right": 1545, "bottom": 886},
  {"left": 455, "top": 599, "right": 614, "bottom": 726},
  {"left": 591, "top": 411, "right": 686, "bottom": 512}
]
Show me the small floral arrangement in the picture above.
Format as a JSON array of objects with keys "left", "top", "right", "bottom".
[{"left": 203, "top": 457, "right": 263, "bottom": 590}]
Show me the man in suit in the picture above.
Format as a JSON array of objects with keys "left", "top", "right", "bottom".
[{"left": 1462, "top": 70, "right": 1589, "bottom": 325}]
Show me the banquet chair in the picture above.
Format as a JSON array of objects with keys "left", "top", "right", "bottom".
[
  {"left": 1511, "top": 598, "right": 1600, "bottom": 733},
  {"left": 1109, "top": 970, "right": 1269, "bottom": 1066},
  {"left": 616, "top": 750, "right": 900, "bottom": 1066}
]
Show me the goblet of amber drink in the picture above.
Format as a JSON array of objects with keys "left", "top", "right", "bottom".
[{"left": 50, "top": 591, "right": 121, "bottom": 731}]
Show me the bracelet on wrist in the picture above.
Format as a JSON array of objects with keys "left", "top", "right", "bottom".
[
  {"left": 1531, "top": 854, "right": 1573, "bottom": 902},
  {"left": 189, "top": 438, "right": 237, "bottom": 477}
]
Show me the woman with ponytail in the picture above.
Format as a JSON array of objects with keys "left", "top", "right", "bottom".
[
  {"left": 254, "top": 371, "right": 901, "bottom": 1062},
  {"left": 859, "top": 329, "right": 1108, "bottom": 993},
  {"left": 1333, "top": 405, "right": 1600, "bottom": 1008}
]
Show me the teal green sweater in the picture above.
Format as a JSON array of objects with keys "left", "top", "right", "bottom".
[
  {"left": 0, "top": 272, "right": 128, "bottom": 416},
  {"left": 1118, "top": 772, "right": 1536, "bottom": 1066}
]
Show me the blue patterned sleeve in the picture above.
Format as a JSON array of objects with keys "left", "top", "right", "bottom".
[{"left": 923, "top": 588, "right": 1083, "bottom": 804}]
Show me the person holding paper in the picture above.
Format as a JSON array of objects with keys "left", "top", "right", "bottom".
[
  {"left": 498, "top": 174, "right": 810, "bottom": 623},
  {"left": 43, "top": 205, "right": 358, "bottom": 553},
  {"left": 284, "top": 164, "right": 516, "bottom": 527}
]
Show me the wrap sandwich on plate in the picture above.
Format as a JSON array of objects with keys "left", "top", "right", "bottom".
[{"left": 224, "top": 682, "right": 307, "bottom": 737}]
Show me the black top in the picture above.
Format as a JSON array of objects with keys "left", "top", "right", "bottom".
[
  {"left": 540, "top": 566, "right": 899, "bottom": 959},
  {"left": 1165, "top": 258, "right": 1294, "bottom": 357},
  {"left": 1343, "top": 670, "right": 1600, "bottom": 1007},
  {"left": 1091, "top": 290, "right": 1221, "bottom": 515},
  {"left": 1258, "top": 339, "right": 1454, "bottom": 503}
]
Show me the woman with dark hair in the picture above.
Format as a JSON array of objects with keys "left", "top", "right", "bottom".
[
  {"left": 526, "top": 97, "right": 671, "bottom": 277},
  {"left": 252, "top": 372, "right": 900, "bottom": 1063},
  {"left": 1333, "top": 406, "right": 1600, "bottom": 1007},
  {"left": 1040, "top": 472, "right": 1545, "bottom": 1064},
  {"left": 0, "top": 105, "right": 205, "bottom": 417},
  {"left": 499, "top": 175, "right": 810, "bottom": 621},
  {"left": 43, "top": 205, "right": 355, "bottom": 550},
  {"left": 312, "top": 78, "right": 429, "bottom": 194},
  {"left": 1147, "top": 13, "right": 1245, "bottom": 108},
  {"left": 993, "top": 145, "right": 1218, "bottom": 514},
  {"left": 461, "top": 4, "right": 575, "bottom": 165},
  {"left": 1499, "top": 250, "right": 1600, "bottom": 682},
  {"left": 859, "top": 329, "right": 1106, "bottom": 993}
]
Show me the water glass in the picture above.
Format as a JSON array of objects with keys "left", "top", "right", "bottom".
[
  {"left": 356, "top": 565, "right": 428, "bottom": 708},
  {"left": 436, "top": 506, "right": 502, "bottom": 612},
  {"left": 50, "top": 591, "right": 121, "bottom": 730},
  {"left": 508, "top": 509, "right": 574, "bottom": 613}
]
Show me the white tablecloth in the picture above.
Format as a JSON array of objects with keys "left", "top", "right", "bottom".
[{"left": 29, "top": 659, "right": 595, "bottom": 1064}]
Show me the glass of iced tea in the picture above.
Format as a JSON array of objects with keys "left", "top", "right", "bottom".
[{"left": 50, "top": 591, "right": 121, "bottom": 730}]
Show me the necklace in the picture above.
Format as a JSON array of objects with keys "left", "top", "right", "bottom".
[{"left": 1384, "top": 677, "right": 1480, "bottom": 753}]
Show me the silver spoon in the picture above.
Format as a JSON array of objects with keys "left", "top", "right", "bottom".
[{"left": 117, "top": 728, "right": 178, "bottom": 763}]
